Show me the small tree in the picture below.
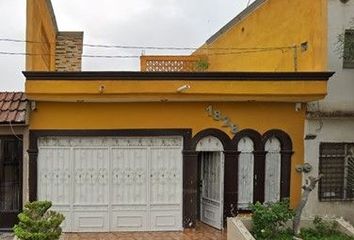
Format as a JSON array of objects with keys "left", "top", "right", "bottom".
[
  {"left": 293, "top": 175, "right": 322, "bottom": 236},
  {"left": 13, "top": 201, "right": 65, "bottom": 240}
]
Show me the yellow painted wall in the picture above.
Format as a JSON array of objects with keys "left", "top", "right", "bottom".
[
  {"left": 194, "top": 0, "right": 327, "bottom": 72},
  {"left": 30, "top": 101, "right": 305, "bottom": 207},
  {"left": 25, "top": 79, "right": 328, "bottom": 103},
  {"left": 26, "top": 0, "right": 57, "bottom": 71}
]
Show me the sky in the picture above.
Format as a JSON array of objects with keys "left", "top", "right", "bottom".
[{"left": 0, "top": 0, "right": 254, "bottom": 91}]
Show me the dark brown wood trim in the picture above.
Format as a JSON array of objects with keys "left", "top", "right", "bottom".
[
  {"left": 232, "top": 129, "right": 264, "bottom": 151},
  {"left": 262, "top": 129, "right": 293, "bottom": 151},
  {"left": 262, "top": 129, "right": 293, "bottom": 199},
  {"left": 182, "top": 150, "right": 199, "bottom": 228},
  {"left": 191, "top": 128, "right": 232, "bottom": 151},
  {"left": 223, "top": 150, "right": 239, "bottom": 219},
  {"left": 23, "top": 71, "right": 334, "bottom": 81},
  {"left": 253, "top": 150, "right": 266, "bottom": 204}
]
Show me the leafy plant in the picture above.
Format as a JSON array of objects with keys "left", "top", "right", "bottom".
[
  {"left": 250, "top": 199, "right": 295, "bottom": 240},
  {"left": 194, "top": 58, "right": 209, "bottom": 71},
  {"left": 300, "top": 216, "right": 354, "bottom": 240},
  {"left": 13, "top": 201, "right": 65, "bottom": 240}
]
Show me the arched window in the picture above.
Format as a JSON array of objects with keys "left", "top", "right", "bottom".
[
  {"left": 196, "top": 136, "right": 224, "bottom": 152},
  {"left": 264, "top": 137, "right": 281, "bottom": 203},
  {"left": 237, "top": 137, "right": 254, "bottom": 210}
]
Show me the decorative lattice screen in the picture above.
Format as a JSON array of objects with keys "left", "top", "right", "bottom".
[{"left": 140, "top": 56, "right": 205, "bottom": 72}]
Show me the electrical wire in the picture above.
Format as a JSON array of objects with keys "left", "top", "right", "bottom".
[
  {"left": 0, "top": 51, "right": 141, "bottom": 58},
  {"left": 9, "top": 121, "right": 23, "bottom": 142},
  {"left": 0, "top": 38, "right": 296, "bottom": 52},
  {"left": 0, "top": 47, "right": 294, "bottom": 59}
]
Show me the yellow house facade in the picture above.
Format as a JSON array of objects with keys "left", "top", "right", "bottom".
[{"left": 23, "top": 0, "right": 333, "bottom": 232}]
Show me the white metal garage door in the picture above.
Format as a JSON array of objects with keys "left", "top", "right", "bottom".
[{"left": 37, "top": 136, "right": 183, "bottom": 232}]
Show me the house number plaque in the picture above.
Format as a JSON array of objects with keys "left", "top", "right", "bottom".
[{"left": 206, "top": 105, "right": 238, "bottom": 134}]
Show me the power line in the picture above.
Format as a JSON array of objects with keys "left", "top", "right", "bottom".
[
  {"left": 82, "top": 54, "right": 140, "bottom": 59},
  {"left": 0, "top": 51, "right": 140, "bottom": 58},
  {"left": 0, "top": 46, "right": 293, "bottom": 59},
  {"left": 0, "top": 38, "right": 295, "bottom": 52}
]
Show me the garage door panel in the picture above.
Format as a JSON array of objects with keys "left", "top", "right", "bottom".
[
  {"left": 150, "top": 210, "right": 182, "bottom": 231},
  {"left": 38, "top": 148, "right": 71, "bottom": 204},
  {"left": 111, "top": 210, "right": 147, "bottom": 231},
  {"left": 111, "top": 148, "right": 147, "bottom": 205},
  {"left": 73, "top": 148, "right": 109, "bottom": 205},
  {"left": 150, "top": 204, "right": 181, "bottom": 210},
  {"left": 150, "top": 148, "right": 182, "bottom": 205},
  {"left": 38, "top": 136, "right": 183, "bottom": 232},
  {"left": 112, "top": 204, "right": 148, "bottom": 211},
  {"left": 72, "top": 211, "right": 109, "bottom": 232}
]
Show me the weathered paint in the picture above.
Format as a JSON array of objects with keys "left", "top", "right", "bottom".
[
  {"left": 304, "top": 0, "right": 354, "bottom": 225},
  {"left": 194, "top": 0, "right": 327, "bottom": 72},
  {"left": 29, "top": 101, "right": 305, "bottom": 207},
  {"left": 26, "top": 0, "right": 57, "bottom": 71},
  {"left": 304, "top": 119, "right": 354, "bottom": 225}
]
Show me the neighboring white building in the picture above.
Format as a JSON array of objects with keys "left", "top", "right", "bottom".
[{"left": 304, "top": 0, "right": 354, "bottom": 224}]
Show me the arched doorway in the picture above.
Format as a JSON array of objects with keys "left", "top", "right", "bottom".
[{"left": 196, "top": 136, "right": 225, "bottom": 229}]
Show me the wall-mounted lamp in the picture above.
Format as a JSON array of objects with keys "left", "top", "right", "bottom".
[{"left": 176, "top": 84, "right": 191, "bottom": 93}]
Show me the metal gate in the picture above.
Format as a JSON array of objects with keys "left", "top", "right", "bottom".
[
  {"left": 37, "top": 136, "right": 183, "bottom": 232},
  {"left": 197, "top": 136, "right": 224, "bottom": 230}
]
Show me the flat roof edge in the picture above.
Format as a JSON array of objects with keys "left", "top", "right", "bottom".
[{"left": 23, "top": 71, "right": 335, "bottom": 81}]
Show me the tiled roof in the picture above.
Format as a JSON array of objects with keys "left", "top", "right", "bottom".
[{"left": 0, "top": 92, "right": 28, "bottom": 124}]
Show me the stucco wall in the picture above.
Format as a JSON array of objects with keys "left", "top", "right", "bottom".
[
  {"left": 0, "top": 126, "right": 29, "bottom": 207},
  {"left": 309, "top": 0, "right": 354, "bottom": 112},
  {"left": 194, "top": 0, "right": 327, "bottom": 72},
  {"left": 26, "top": 0, "right": 57, "bottom": 71},
  {"left": 303, "top": 0, "right": 354, "bottom": 225},
  {"left": 303, "top": 119, "right": 354, "bottom": 225},
  {"left": 29, "top": 101, "right": 305, "bottom": 207}
]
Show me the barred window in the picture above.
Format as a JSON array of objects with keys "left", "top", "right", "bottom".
[
  {"left": 343, "top": 29, "right": 354, "bottom": 68},
  {"left": 319, "top": 143, "right": 354, "bottom": 201}
]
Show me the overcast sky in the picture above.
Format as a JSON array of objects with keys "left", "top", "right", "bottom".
[{"left": 0, "top": 0, "right": 253, "bottom": 91}]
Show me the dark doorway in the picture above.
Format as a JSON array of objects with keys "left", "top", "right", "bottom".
[{"left": 0, "top": 136, "right": 22, "bottom": 230}]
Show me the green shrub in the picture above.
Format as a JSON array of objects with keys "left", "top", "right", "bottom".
[
  {"left": 300, "top": 216, "right": 354, "bottom": 240},
  {"left": 250, "top": 199, "right": 295, "bottom": 240},
  {"left": 13, "top": 201, "right": 65, "bottom": 240}
]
